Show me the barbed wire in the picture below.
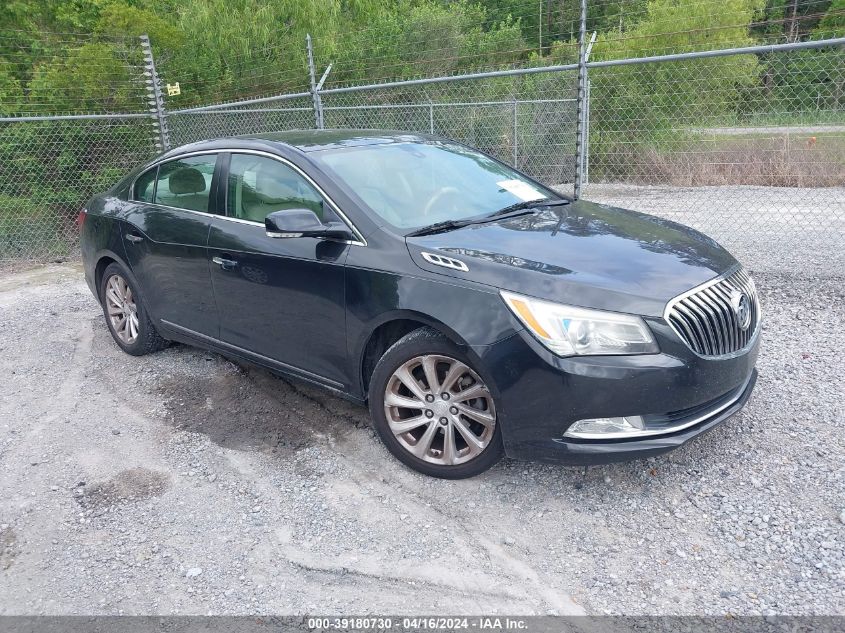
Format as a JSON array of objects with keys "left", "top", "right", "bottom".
[{"left": 0, "top": 31, "right": 150, "bottom": 117}]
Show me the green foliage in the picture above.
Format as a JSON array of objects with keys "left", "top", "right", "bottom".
[
  {"left": 27, "top": 42, "right": 139, "bottom": 113},
  {"left": 0, "top": 68, "right": 23, "bottom": 114},
  {"left": 593, "top": 0, "right": 765, "bottom": 58},
  {"left": 330, "top": 1, "right": 525, "bottom": 85},
  {"left": 590, "top": 0, "right": 764, "bottom": 134},
  {"left": 818, "top": 0, "right": 845, "bottom": 34},
  {"left": 95, "top": 2, "right": 183, "bottom": 48}
]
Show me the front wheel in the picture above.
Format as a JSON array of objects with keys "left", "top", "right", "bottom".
[{"left": 368, "top": 328, "right": 503, "bottom": 479}]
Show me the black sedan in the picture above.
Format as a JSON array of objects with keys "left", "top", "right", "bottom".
[{"left": 80, "top": 130, "right": 760, "bottom": 479}]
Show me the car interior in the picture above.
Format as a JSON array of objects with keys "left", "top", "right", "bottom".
[
  {"left": 155, "top": 165, "right": 211, "bottom": 212},
  {"left": 227, "top": 155, "right": 327, "bottom": 223}
]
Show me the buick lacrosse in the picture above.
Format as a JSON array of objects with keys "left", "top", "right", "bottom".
[{"left": 81, "top": 130, "right": 759, "bottom": 478}]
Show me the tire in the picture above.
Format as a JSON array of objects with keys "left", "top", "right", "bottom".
[
  {"left": 99, "top": 262, "right": 168, "bottom": 356},
  {"left": 368, "top": 327, "right": 503, "bottom": 479}
]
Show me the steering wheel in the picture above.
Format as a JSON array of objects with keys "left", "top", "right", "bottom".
[{"left": 422, "top": 186, "right": 462, "bottom": 218}]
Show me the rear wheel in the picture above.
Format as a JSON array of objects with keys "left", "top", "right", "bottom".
[
  {"left": 369, "top": 327, "right": 503, "bottom": 479},
  {"left": 100, "top": 262, "right": 167, "bottom": 356}
]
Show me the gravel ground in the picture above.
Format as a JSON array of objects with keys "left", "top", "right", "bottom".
[{"left": 0, "top": 263, "right": 843, "bottom": 616}]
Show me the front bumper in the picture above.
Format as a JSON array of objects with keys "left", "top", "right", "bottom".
[
  {"left": 548, "top": 369, "right": 756, "bottom": 465},
  {"left": 474, "top": 317, "right": 759, "bottom": 466}
]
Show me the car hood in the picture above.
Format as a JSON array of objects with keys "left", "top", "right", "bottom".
[{"left": 405, "top": 200, "right": 738, "bottom": 318}]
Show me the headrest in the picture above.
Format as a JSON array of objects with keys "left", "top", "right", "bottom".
[
  {"left": 168, "top": 167, "right": 206, "bottom": 194},
  {"left": 253, "top": 168, "right": 299, "bottom": 203}
]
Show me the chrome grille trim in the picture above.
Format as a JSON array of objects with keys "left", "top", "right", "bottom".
[{"left": 664, "top": 266, "right": 760, "bottom": 358}]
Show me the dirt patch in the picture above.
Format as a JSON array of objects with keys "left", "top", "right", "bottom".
[
  {"left": 78, "top": 467, "right": 170, "bottom": 514},
  {"left": 0, "top": 526, "right": 17, "bottom": 570},
  {"left": 156, "top": 361, "right": 366, "bottom": 455}
]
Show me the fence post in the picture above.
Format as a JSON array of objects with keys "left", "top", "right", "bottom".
[
  {"left": 573, "top": 0, "right": 587, "bottom": 199},
  {"left": 512, "top": 99, "right": 518, "bottom": 168},
  {"left": 306, "top": 34, "right": 324, "bottom": 129},
  {"left": 584, "top": 77, "right": 590, "bottom": 186},
  {"left": 429, "top": 101, "right": 435, "bottom": 134},
  {"left": 140, "top": 35, "right": 170, "bottom": 151}
]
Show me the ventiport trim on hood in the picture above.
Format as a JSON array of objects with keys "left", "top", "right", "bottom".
[{"left": 420, "top": 251, "right": 469, "bottom": 272}]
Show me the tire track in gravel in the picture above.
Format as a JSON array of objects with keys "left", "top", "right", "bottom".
[
  {"left": 211, "top": 364, "right": 586, "bottom": 614},
  {"left": 33, "top": 319, "right": 94, "bottom": 431},
  {"left": 221, "top": 448, "right": 544, "bottom": 614},
  {"left": 321, "top": 459, "right": 586, "bottom": 615}
]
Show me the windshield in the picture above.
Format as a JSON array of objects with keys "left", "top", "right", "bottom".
[{"left": 313, "top": 141, "right": 561, "bottom": 231}]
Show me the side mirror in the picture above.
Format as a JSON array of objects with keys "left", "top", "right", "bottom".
[{"left": 264, "top": 208, "right": 352, "bottom": 241}]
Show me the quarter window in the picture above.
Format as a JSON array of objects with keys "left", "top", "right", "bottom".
[
  {"left": 154, "top": 155, "right": 218, "bottom": 213},
  {"left": 227, "top": 154, "right": 335, "bottom": 223},
  {"left": 134, "top": 167, "right": 157, "bottom": 203}
]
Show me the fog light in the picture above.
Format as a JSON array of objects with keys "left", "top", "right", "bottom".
[{"left": 564, "top": 416, "right": 645, "bottom": 439}]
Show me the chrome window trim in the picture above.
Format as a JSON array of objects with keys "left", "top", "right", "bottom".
[
  {"left": 129, "top": 148, "right": 367, "bottom": 246},
  {"left": 662, "top": 264, "right": 761, "bottom": 360}
]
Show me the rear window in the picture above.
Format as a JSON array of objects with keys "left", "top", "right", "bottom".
[
  {"left": 133, "top": 167, "right": 157, "bottom": 203},
  {"left": 154, "top": 155, "right": 218, "bottom": 213}
]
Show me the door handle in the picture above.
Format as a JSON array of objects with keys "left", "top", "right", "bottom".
[
  {"left": 125, "top": 232, "right": 143, "bottom": 243},
  {"left": 212, "top": 256, "right": 238, "bottom": 271}
]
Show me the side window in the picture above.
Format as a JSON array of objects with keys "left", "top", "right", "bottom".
[
  {"left": 227, "top": 154, "right": 337, "bottom": 224},
  {"left": 134, "top": 167, "right": 157, "bottom": 202},
  {"left": 154, "top": 155, "right": 218, "bottom": 213}
]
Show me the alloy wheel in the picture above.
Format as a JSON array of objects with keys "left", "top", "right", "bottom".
[
  {"left": 383, "top": 354, "right": 496, "bottom": 465},
  {"left": 104, "top": 274, "right": 139, "bottom": 345}
]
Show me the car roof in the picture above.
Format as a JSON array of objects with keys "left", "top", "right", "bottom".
[
  {"left": 242, "top": 129, "right": 437, "bottom": 152},
  {"left": 164, "top": 129, "right": 439, "bottom": 158}
]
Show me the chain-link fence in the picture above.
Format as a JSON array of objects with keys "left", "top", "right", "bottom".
[
  {"left": 169, "top": 76, "right": 580, "bottom": 187},
  {"left": 583, "top": 46, "right": 845, "bottom": 274},
  {"left": 1, "top": 1, "right": 844, "bottom": 273},
  {"left": 0, "top": 32, "right": 161, "bottom": 262},
  {"left": 0, "top": 116, "right": 160, "bottom": 261}
]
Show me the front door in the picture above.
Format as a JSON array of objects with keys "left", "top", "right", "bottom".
[
  {"left": 207, "top": 152, "right": 351, "bottom": 387},
  {"left": 122, "top": 153, "right": 222, "bottom": 337}
]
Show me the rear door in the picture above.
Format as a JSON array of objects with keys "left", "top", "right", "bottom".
[
  {"left": 122, "top": 153, "right": 222, "bottom": 337},
  {"left": 207, "top": 152, "right": 352, "bottom": 387}
]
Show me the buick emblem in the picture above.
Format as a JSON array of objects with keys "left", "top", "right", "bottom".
[{"left": 731, "top": 290, "right": 752, "bottom": 331}]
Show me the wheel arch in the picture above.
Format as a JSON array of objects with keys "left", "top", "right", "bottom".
[
  {"left": 357, "top": 311, "right": 473, "bottom": 399},
  {"left": 93, "top": 249, "right": 130, "bottom": 300}
]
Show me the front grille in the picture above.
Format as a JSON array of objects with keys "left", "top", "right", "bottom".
[{"left": 666, "top": 267, "right": 760, "bottom": 358}]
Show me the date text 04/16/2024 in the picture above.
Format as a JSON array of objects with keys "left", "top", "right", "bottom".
[{"left": 306, "top": 617, "right": 529, "bottom": 631}]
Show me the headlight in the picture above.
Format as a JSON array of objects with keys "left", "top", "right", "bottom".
[{"left": 500, "top": 290, "right": 658, "bottom": 357}]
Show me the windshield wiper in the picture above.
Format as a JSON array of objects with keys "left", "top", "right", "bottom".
[
  {"left": 406, "top": 219, "right": 476, "bottom": 237},
  {"left": 405, "top": 198, "right": 570, "bottom": 238},
  {"left": 491, "top": 197, "right": 570, "bottom": 217},
  {"left": 406, "top": 207, "right": 540, "bottom": 237}
]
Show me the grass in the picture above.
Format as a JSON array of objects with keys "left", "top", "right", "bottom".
[
  {"left": 591, "top": 132, "right": 845, "bottom": 187},
  {"left": 713, "top": 110, "right": 845, "bottom": 129}
]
